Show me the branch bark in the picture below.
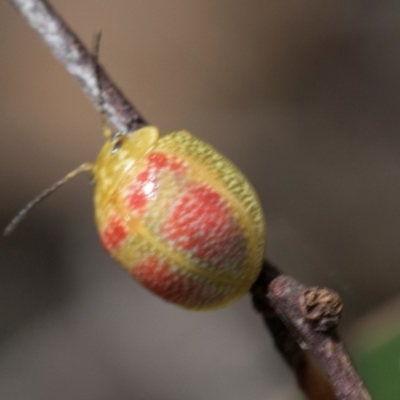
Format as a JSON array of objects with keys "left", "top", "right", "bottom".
[
  {"left": 9, "top": 1, "right": 373, "bottom": 399},
  {"left": 251, "top": 261, "right": 372, "bottom": 400},
  {"left": 9, "top": 0, "right": 146, "bottom": 133}
]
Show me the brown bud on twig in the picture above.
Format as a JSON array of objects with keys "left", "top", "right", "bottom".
[{"left": 300, "top": 287, "right": 343, "bottom": 332}]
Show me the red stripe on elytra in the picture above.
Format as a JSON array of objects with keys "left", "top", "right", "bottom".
[
  {"left": 147, "top": 152, "right": 169, "bottom": 169},
  {"left": 125, "top": 152, "right": 187, "bottom": 215},
  {"left": 147, "top": 152, "right": 186, "bottom": 173},
  {"left": 133, "top": 256, "right": 211, "bottom": 306},
  {"left": 101, "top": 216, "right": 128, "bottom": 251},
  {"left": 161, "top": 185, "right": 246, "bottom": 271},
  {"left": 125, "top": 170, "right": 156, "bottom": 214}
]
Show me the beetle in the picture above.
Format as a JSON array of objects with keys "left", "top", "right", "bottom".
[
  {"left": 94, "top": 126, "right": 265, "bottom": 310},
  {"left": 5, "top": 124, "right": 266, "bottom": 310}
]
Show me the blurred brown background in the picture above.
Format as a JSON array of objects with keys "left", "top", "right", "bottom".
[{"left": 1, "top": 1, "right": 400, "bottom": 399}]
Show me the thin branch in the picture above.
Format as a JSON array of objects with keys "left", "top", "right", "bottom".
[
  {"left": 9, "top": 1, "right": 373, "bottom": 399},
  {"left": 251, "top": 261, "right": 372, "bottom": 400},
  {"left": 9, "top": 0, "right": 146, "bottom": 133}
]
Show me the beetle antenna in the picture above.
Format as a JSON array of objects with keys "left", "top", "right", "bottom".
[
  {"left": 4, "top": 163, "right": 94, "bottom": 236},
  {"left": 92, "top": 31, "right": 112, "bottom": 140}
]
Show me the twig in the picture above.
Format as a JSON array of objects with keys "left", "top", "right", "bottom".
[
  {"left": 251, "top": 260, "right": 372, "bottom": 400},
  {"left": 9, "top": 0, "right": 146, "bottom": 133},
  {"left": 8, "top": 1, "right": 373, "bottom": 399}
]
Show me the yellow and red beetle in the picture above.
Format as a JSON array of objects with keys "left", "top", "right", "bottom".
[{"left": 6, "top": 125, "right": 266, "bottom": 310}]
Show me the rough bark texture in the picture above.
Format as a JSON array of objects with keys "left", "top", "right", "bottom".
[
  {"left": 9, "top": 0, "right": 146, "bottom": 133},
  {"left": 251, "top": 261, "right": 372, "bottom": 400}
]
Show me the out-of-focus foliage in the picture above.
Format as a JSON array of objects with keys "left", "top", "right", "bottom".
[{"left": 353, "top": 298, "right": 400, "bottom": 400}]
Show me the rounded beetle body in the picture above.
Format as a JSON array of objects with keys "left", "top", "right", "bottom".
[{"left": 93, "top": 126, "right": 265, "bottom": 310}]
